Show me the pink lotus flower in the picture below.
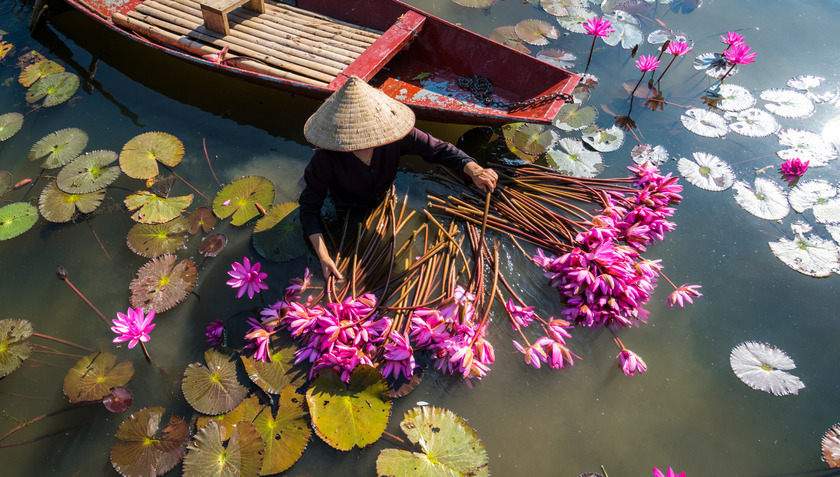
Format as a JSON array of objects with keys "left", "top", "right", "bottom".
[
  {"left": 244, "top": 317, "right": 275, "bottom": 363},
  {"left": 666, "top": 41, "right": 691, "bottom": 56},
  {"left": 112, "top": 308, "right": 156, "bottom": 349},
  {"left": 617, "top": 348, "right": 647, "bottom": 376},
  {"left": 720, "top": 31, "right": 745, "bottom": 48},
  {"left": 724, "top": 43, "right": 757, "bottom": 65},
  {"left": 205, "top": 319, "right": 224, "bottom": 346},
  {"left": 583, "top": 17, "right": 615, "bottom": 37},
  {"left": 779, "top": 158, "right": 809, "bottom": 182},
  {"left": 513, "top": 340, "right": 547, "bottom": 369},
  {"left": 635, "top": 55, "right": 661, "bottom": 72},
  {"left": 667, "top": 284, "right": 702, "bottom": 308},
  {"left": 654, "top": 467, "right": 686, "bottom": 477},
  {"left": 226, "top": 257, "right": 269, "bottom": 299},
  {"left": 505, "top": 299, "right": 536, "bottom": 330},
  {"left": 381, "top": 331, "right": 415, "bottom": 380}
]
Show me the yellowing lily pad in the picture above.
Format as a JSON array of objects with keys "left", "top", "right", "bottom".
[
  {"left": 119, "top": 132, "right": 185, "bottom": 180},
  {"left": 196, "top": 394, "right": 265, "bottom": 442},
  {"left": 0, "top": 41, "right": 13, "bottom": 61},
  {"left": 0, "top": 112, "right": 23, "bottom": 142},
  {"left": 124, "top": 191, "right": 193, "bottom": 224},
  {"left": 188, "top": 206, "right": 217, "bottom": 234},
  {"left": 488, "top": 26, "right": 531, "bottom": 55},
  {"left": 182, "top": 349, "right": 248, "bottom": 415},
  {"left": 28, "top": 128, "right": 88, "bottom": 169},
  {"left": 19, "top": 59, "right": 64, "bottom": 87},
  {"left": 129, "top": 254, "right": 197, "bottom": 313},
  {"left": 110, "top": 406, "right": 190, "bottom": 477},
  {"left": 182, "top": 421, "right": 264, "bottom": 477},
  {"left": 63, "top": 352, "right": 135, "bottom": 403},
  {"left": 56, "top": 150, "right": 120, "bottom": 194},
  {"left": 0, "top": 319, "right": 34, "bottom": 378},
  {"left": 252, "top": 386, "right": 310, "bottom": 475},
  {"left": 241, "top": 335, "right": 305, "bottom": 395},
  {"left": 39, "top": 180, "right": 105, "bottom": 223},
  {"left": 213, "top": 176, "right": 275, "bottom": 226},
  {"left": 126, "top": 216, "right": 190, "bottom": 258},
  {"left": 514, "top": 19, "right": 559, "bottom": 46},
  {"left": 512, "top": 123, "right": 558, "bottom": 155},
  {"left": 252, "top": 202, "right": 307, "bottom": 262},
  {"left": 0, "top": 202, "right": 39, "bottom": 241},
  {"left": 25, "top": 72, "right": 79, "bottom": 107}
]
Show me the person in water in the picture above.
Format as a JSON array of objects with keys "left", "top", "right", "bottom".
[{"left": 299, "top": 76, "right": 497, "bottom": 280}]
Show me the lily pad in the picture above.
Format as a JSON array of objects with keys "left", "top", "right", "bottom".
[
  {"left": 602, "top": 12, "right": 643, "bottom": 49},
  {"left": 183, "top": 349, "right": 248, "bottom": 415},
  {"left": 545, "top": 137, "right": 603, "bottom": 178},
  {"left": 111, "top": 406, "right": 190, "bottom": 477},
  {"left": 28, "top": 128, "right": 88, "bottom": 169},
  {"left": 680, "top": 108, "right": 728, "bottom": 138},
  {"left": 147, "top": 175, "right": 176, "bottom": 198},
  {"left": 776, "top": 129, "right": 837, "bottom": 167},
  {"left": 252, "top": 386, "right": 310, "bottom": 474},
  {"left": 769, "top": 223, "right": 840, "bottom": 277},
  {"left": 540, "top": 0, "right": 583, "bottom": 16},
  {"left": 726, "top": 108, "right": 780, "bottom": 138},
  {"left": 553, "top": 102, "right": 597, "bottom": 131},
  {"left": 788, "top": 180, "right": 838, "bottom": 214},
  {"left": 124, "top": 191, "right": 193, "bottom": 224},
  {"left": 581, "top": 125, "right": 624, "bottom": 152},
  {"left": 693, "top": 52, "right": 732, "bottom": 79},
  {"left": 709, "top": 84, "right": 755, "bottom": 112},
  {"left": 0, "top": 112, "right": 23, "bottom": 142},
  {"left": 0, "top": 202, "right": 39, "bottom": 241},
  {"left": 0, "top": 171, "right": 10, "bottom": 196},
  {"left": 535, "top": 49, "right": 576, "bottom": 69},
  {"left": 630, "top": 144, "right": 668, "bottom": 165},
  {"left": 0, "top": 319, "right": 34, "bottom": 378},
  {"left": 488, "top": 26, "right": 531, "bottom": 55},
  {"left": 189, "top": 207, "right": 217, "bottom": 234},
  {"left": 729, "top": 341, "right": 805, "bottom": 396},
  {"left": 500, "top": 123, "right": 540, "bottom": 163},
  {"left": 126, "top": 216, "right": 190, "bottom": 258},
  {"left": 39, "top": 180, "right": 106, "bottom": 223},
  {"left": 647, "top": 29, "right": 693, "bottom": 49},
  {"left": 514, "top": 19, "right": 558, "bottom": 46},
  {"left": 213, "top": 176, "right": 275, "bottom": 226},
  {"left": 306, "top": 365, "right": 391, "bottom": 451},
  {"left": 241, "top": 335, "right": 305, "bottom": 395},
  {"left": 103, "top": 386, "right": 134, "bottom": 413},
  {"left": 56, "top": 150, "right": 120, "bottom": 194},
  {"left": 555, "top": 6, "right": 596, "bottom": 34},
  {"left": 199, "top": 233, "right": 228, "bottom": 257},
  {"left": 196, "top": 394, "right": 265, "bottom": 442},
  {"left": 19, "top": 59, "right": 64, "bottom": 87},
  {"left": 677, "top": 152, "right": 735, "bottom": 191},
  {"left": 732, "top": 178, "right": 789, "bottom": 221},
  {"left": 182, "top": 421, "right": 264, "bottom": 477},
  {"left": 63, "top": 352, "right": 135, "bottom": 403},
  {"left": 376, "top": 406, "right": 489, "bottom": 477},
  {"left": 129, "top": 254, "right": 197, "bottom": 313},
  {"left": 252, "top": 202, "right": 308, "bottom": 262},
  {"left": 119, "top": 132, "right": 185, "bottom": 180},
  {"left": 822, "top": 424, "right": 840, "bottom": 468},
  {"left": 788, "top": 75, "right": 824, "bottom": 91},
  {"left": 760, "top": 88, "right": 814, "bottom": 119},
  {"left": 814, "top": 198, "right": 840, "bottom": 225},
  {"left": 25, "top": 72, "right": 79, "bottom": 107},
  {"left": 512, "top": 123, "right": 558, "bottom": 155}
]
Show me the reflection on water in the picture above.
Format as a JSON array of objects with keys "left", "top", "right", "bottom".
[{"left": 1, "top": 0, "right": 840, "bottom": 475}]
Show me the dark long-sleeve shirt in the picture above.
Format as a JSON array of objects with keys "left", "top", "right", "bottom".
[{"left": 299, "top": 127, "right": 475, "bottom": 237}]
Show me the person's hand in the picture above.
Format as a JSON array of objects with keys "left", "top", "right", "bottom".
[
  {"left": 471, "top": 166, "right": 498, "bottom": 192},
  {"left": 308, "top": 233, "right": 343, "bottom": 280}
]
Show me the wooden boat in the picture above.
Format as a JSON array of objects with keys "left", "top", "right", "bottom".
[{"left": 58, "top": 0, "right": 581, "bottom": 125}]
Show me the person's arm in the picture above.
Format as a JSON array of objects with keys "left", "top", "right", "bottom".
[
  {"left": 401, "top": 128, "right": 497, "bottom": 191},
  {"left": 299, "top": 152, "right": 342, "bottom": 279},
  {"left": 463, "top": 161, "right": 498, "bottom": 192},
  {"left": 308, "top": 232, "right": 343, "bottom": 280}
]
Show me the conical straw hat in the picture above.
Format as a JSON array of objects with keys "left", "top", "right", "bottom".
[{"left": 304, "top": 76, "right": 415, "bottom": 151}]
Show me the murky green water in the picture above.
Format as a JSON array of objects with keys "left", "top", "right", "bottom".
[{"left": 1, "top": 0, "right": 840, "bottom": 475}]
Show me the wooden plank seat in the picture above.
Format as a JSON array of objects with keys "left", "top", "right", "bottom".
[{"left": 200, "top": 0, "right": 264, "bottom": 35}]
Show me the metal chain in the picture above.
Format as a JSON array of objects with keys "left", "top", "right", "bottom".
[{"left": 457, "top": 75, "right": 574, "bottom": 112}]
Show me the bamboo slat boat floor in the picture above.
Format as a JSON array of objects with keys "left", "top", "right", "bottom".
[{"left": 112, "top": 0, "right": 382, "bottom": 86}]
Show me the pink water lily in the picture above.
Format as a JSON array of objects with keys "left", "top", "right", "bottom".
[
  {"left": 720, "top": 31, "right": 745, "bottom": 48},
  {"left": 617, "top": 348, "right": 647, "bottom": 376},
  {"left": 666, "top": 284, "right": 702, "bottom": 308},
  {"left": 583, "top": 17, "right": 614, "bottom": 37},
  {"left": 724, "top": 43, "right": 757, "bottom": 65},
  {"left": 779, "top": 158, "right": 809, "bottom": 182},
  {"left": 666, "top": 41, "right": 691, "bottom": 56},
  {"left": 244, "top": 317, "right": 275, "bottom": 363},
  {"left": 205, "top": 319, "right": 224, "bottom": 346},
  {"left": 226, "top": 257, "right": 269, "bottom": 298},
  {"left": 635, "top": 55, "right": 661, "bottom": 72},
  {"left": 112, "top": 307, "right": 156, "bottom": 349},
  {"left": 381, "top": 331, "right": 415, "bottom": 380},
  {"left": 654, "top": 467, "right": 686, "bottom": 477}
]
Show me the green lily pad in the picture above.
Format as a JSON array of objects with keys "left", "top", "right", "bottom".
[
  {"left": 376, "top": 406, "right": 489, "bottom": 477},
  {"left": 119, "top": 132, "right": 185, "bottom": 180},
  {"left": 199, "top": 234, "right": 227, "bottom": 257},
  {"left": 183, "top": 349, "right": 248, "bottom": 415},
  {"left": 0, "top": 112, "right": 23, "bottom": 141},
  {"left": 196, "top": 394, "right": 265, "bottom": 442},
  {"left": 488, "top": 26, "right": 531, "bottom": 55},
  {"left": 28, "top": 128, "right": 88, "bottom": 169},
  {"left": 452, "top": 0, "right": 497, "bottom": 7},
  {"left": 306, "top": 365, "right": 391, "bottom": 451},
  {"left": 25, "top": 72, "right": 79, "bottom": 107},
  {"left": 241, "top": 335, "right": 305, "bottom": 395},
  {"left": 0, "top": 319, "right": 34, "bottom": 378},
  {"left": 126, "top": 216, "right": 190, "bottom": 258},
  {"left": 56, "top": 150, "right": 121, "bottom": 194},
  {"left": 512, "top": 123, "right": 558, "bottom": 155},
  {"left": 39, "top": 180, "right": 106, "bottom": 223},
  {"left": 124, "top": 191, "right": 193, "bottom": 224},
  {"left": 0, "top": 171, "right": 10, "bottom": 196},
  {"left": 252, "top": 386, "right": 310, "bottom": 475},
  {"left": 213, "top": 176, "right": 275, "bottom": 226},
  {"left": 182, "top": 420, "right": 264, "bottom": 477},
  {"left": 252, "top": 202, "right": 307, "bottom": 262},
  {"left": 553, "top": 102, "right": 597, "bottom": 131},
  {"left": 19, "top": 59, "right": 64, "bottom": 87},
  {"left": 0, "top": 202, "right": 39, "bottom": 241},
  {"left": 129, "top": 254, "right": 197, "bottom": 313},
  {"left": 514, "top": 19, "right": 558, "bottom": 46},
  {"left": 500, "top": 123, "right": 540, "bottom": 163},
  {"left": 111, "top": 406, "right": 190, "bottom": 477},
  {"left": 189, "top": 207, "right": 217, "bottom": 234},
  {"left": 63, "top": 352, "right": 135, "bottom": 403},
  {"left": 546, "top": 137, "right": 603, "bottom": 178}
]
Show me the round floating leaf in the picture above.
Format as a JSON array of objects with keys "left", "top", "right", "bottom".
[
  {"left": 711, "top": 84, "right": 755, "bottom": 112},
  {"left": 0, "top": 170, "right": 11, "bottom": 196},
  {"left": 761, "top": 88, "right": 814, "bottom": 119},
  {"left": 822, "top": 424, "right": 840, "bottom": 468},
  {"left": 729, "top": 341, "right": 805, "bottom": 396},
  {"left": 677, "top": 152, "right": 735, "bottom": 191},
  {"left": 252, "top": 202, "right": 307, "bottom": 262},
  {"left": 0, "top": 319, "right": 34, "bottom": 378},
  {"left": 726, "top": 108, "right": 780, "bottom": 138},
  {"left": 0, "top": 202, "right": 39, "bottom": 241},
  {"left": 25, "top": 72, "right": 79, "bottom": 107},
  {"left": 103, "top": 386, "right": 134, "bottom": 413},
  {"left": 129, "top": 254, "right": 197, "bottom": 313},
  {"left": 555, "top": 6, "right": 596, "bottom": 34},
  {"left": 788, "top": 74, "right": 823, "bottom": 91},
  {"left": 241, "top": 336, "right": 305, "bottom": 395},
  {"left": 788, "top": 180, "right": 838, "bottom": 214},
  {"left": 189, "top": 207, "right": 217, "bottom": 234},
  {"left": 56, "top": 150, "right": 120, "bottom": 194},
  {"left": 769, "top": 223, "right": 840, "bottom": 277},
  {"left": 196, "top": 394, "right": 265, "bottom": 442},
  {"left": 630, "top": 144, "right": 668, "bottom": 166},
  {"left": 111, "top": 406, "right": 190, "bottom": 477},
  {"left": 536, "top": 49, "right": 576, "bottom": 69},
  {"left": 693, "top": 52, "right": 732, "bottom": 79},
  {"left": 451, "top": 0, "right": 497, "bottom": 7},
  {"left": 147, "top": 175, "right": 175, "bottom": 198},
  {"left": 19, "top": 59, "right": 64, "bottom": 87},
  {"left": 124, "top": 191, "right": 193, "bottom": 224},
  {"left": 500, "top": 123, "right": 540, "bottom": 163},
  {"left": 681, "top": 108, "right": 728, "bottom": 138},
  {"left": 581, "top": 125, "right": 624, "bottom": 152},
  {"left": 0, "top": 112, "right": 23, "bottom": 142},
  {"left": 602, "top": 12, "right": 643, "bottom": 49},
  {"left": 814, "top": 198, "right": 840, "bottom": 225},
  {"left": 777, "top": 129, "right": 837, "bottom": 167},
  {"left": 732, "top": 178, "right": 789, "bottom": 221},
  {"left": 28, "top": 128, "right": 88, "bottom": 169},
  {"left": 39, "top": 180, "right": 105, "bottom": 223},
  {"left": 199, "top": 233, "right": 228, "bottom": 257},
  {"left": 213, "top": 176, "right": 275, "bottom": 226},
  {"left": 488, "top": 26, "right": 531, "bottom": 54},
  {"left": 63, "top": 352, "right": 135, "bottom": 403},
  {"left": 376, "top": 406, "right": 489, "bottom": 477},
  {"left": 306, "top": 365, "right": 391, "bottom": 451},
  {"left": 647, "top": 28, "right": 693, "bottom": 49},
  {"left": 182, "top": 421, "right": 264, "bottom": 477},
  {"left": 512, "top": 123, "right": 558, "bottom": 155},
  {"left": 455, "top": 127, "right": 507, "bottom": 164},
  {"left": 119, "top": 132, "right": 185, "bottom": 180},
  {"left": 540, "top": 0, "right": 583, "bottom": 16},
  {"left": 183, "top": 349, "right": 248, "bottom": 415},
  {"left": 252, "top": 386, "right": 310, "bottom": 474},
  {"left": 514, "top": 19, "right": 558, "bottom": 46},
  {"left": 553, "top": 102, "right": 597, "bottom": 131},
  {"left": 546, "top": 137, "right": 603, "bottom": 178},
  {"left": 126, "top": 216, "right": 189, "bottom": 258}
]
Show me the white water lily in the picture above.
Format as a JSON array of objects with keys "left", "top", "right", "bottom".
[
  {"left": 769, "top": 221, "right": 840, "bottom": 277},
  {"left": 726, "top": 108, "right": 780, "bottom": 138},
  {"left": 788, "top": 180, "right": 838, "bottom": 213},
  {"left": 732, "top": 178, "right": 789, "bottom": 220},
  {"left": 545, "top": 137, "right": 603, "bottom": 178},
  {"left": 760, "top": 88, "right": 815, "bottom": 119},
  {"left": 730, "top": 341, "right": 805, "bottom": 396},
  {"left": 681, "top": 108, "right": 728, "bottom": 137},
  {"left": 677, "top": 152, "right": 735, "bottom": 191},
  {"left": 776, "top": 128, "right": 837, "bottom": 167}
]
